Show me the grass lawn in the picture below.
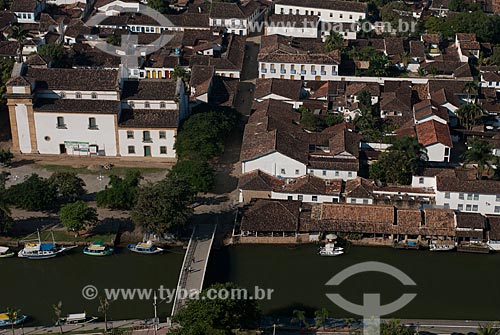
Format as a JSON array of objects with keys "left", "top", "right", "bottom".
[
  {"left": 17, "top": 229, "right": 117, "bottom": 244},
  {"left": 35, "top": 164, "right": 167, "bottom": 176}
]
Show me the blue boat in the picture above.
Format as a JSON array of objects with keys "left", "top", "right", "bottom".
[
  {"left": 83, "top": 240, "right": 114, "bottom": 256},
  {"left": 0, "top": 313, "right": 28, "bottom": 326},
  {"left": 127, "top": 241, "right": 163, "bottom": 254}
]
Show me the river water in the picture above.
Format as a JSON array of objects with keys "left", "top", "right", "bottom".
[{"left": 2, "top": 245, "right": 500, "bottom": 326}]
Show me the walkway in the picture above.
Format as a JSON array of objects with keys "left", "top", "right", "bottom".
[{"left": 171, "top": 224, "right": 217, "bottom": 316}]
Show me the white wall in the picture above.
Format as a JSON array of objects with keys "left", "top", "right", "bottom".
[
  {"left": 411, "top": 175, "right": 437, "bottom": 189},
  {"left": 436, "top": 191, "right": 500, "bottom": 215},
  {"left": 15, "top": 104, "right": 32, "bottom": 154},
  {"left": 426, "top": 143, "right": 450, "bottom": 162},
  {"left": 274, "top": 4, "right": 366, "bottom": 23},
  {"left": 271, "top": 191, "right": 340, "bottom": 203},
  {"left": 34, "top": 112, "right": 117, "bottom": 156},
  {"left": 307, "top": 168, "right": 357, "bottom": 180},
  {"left": 346, "top": 197, "right": 373, "bottom": 204},
  {"left": 260, "top": 61, "right": 338, "bottom": 80},
  {"left": 242, "top": 152, "right": 307, "bottom": 178},
  {"left": 118, "top": 129, "right": 176, "bottom": 158},
  {"left": 255, "top": 93, "right": 303, "bottom": 108},
  {"left": 266, "top": 26, "right": 318, "bottom": 39}
]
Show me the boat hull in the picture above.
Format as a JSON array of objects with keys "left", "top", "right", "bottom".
[
  {"left": 83, "top": 247, "right": 114, "bottom": 256},
  {"left": 127, "top": 244, "right": 163, "bottom": 254},
  {"left": 0, "top": 252, "right": 15, "bottom": 258},
  {"left": 0, "top": 315, "right": 28, "bottom": 326}
]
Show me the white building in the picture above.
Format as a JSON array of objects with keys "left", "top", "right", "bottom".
[
  {"left": 266, "top": 15, "right": 319, "bottom": 39},
  {"left": 209, "top": 0, "right": 265, "bottom": 36},
  {"left": 6, "top": 64, "right": 187, "bottom": 159},
  {"left": 11, "top": 0, "right": 46, "bottom": 23},
  {"left": 416, "top": 119, "right": 452, "bottom": 162},
  {"left": 274, "top": 0, "right": 367, "bottom": 24}
]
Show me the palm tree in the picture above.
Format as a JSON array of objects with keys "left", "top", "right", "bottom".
[
  {"left": 53, "top": 301, "right": 63, "bottom": 334},
  {"left": 463, "top": 81, "right": 479, "bottom": 104},
  {"left": 477, "top": 324, "right": 500, "bottom": 335},
  {"left": 6, "top": 307, "right": 20, "bottom": 335},
  {"left": 314, "top": 308, "right": 329, "bottom": 329},
  {"left": 8, "top": 25, "right": 28, "bottom": 62},
  {"left": 462, "top": 139, "right": 495, "bottom": 179},
  {"left": 292, "top": 309, "right": 309, "bottom": 329},
  {"left": 456, "top": 103, "right": 483, "bottom": 130},
  {"left": 98, "top": 297, "right": 111, "bottom": 333},
  {"left": 325, "top": 31, "right": 345, "bottom": 52}
]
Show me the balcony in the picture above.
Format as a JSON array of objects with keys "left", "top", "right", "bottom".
[
  {"left": 331, "top": 71, "right": 338, "bottom": 75},
  {"left": 321, "top": 71, "right": 327, "bottom": 75},
  {"left": 290, "top": 70, "right": 296, "bottom": 74},
  {"left": 270, "top": 69, "right": 276, "bottom": 73},
  {"left": 311, "top": 70, "right": 317, "bottom": 75},
  {"left": 280, "top": 69, "right": 286, "bottom": 74},
  {"left": 143, "top": 138, "right": 153, "bottom": 143},
  {"left": 301, "top": 70, "right": 306, "bottom": 74},
  {"left": 261, "top": 68, "right": 267, "bottom": 73},
  {"left": 56, "top": 124, "right": 67, "bottom": 129}
]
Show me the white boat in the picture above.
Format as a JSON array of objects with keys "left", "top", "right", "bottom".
[
  {"left": 127, "top": 241, "right": 163, "bottom": 254},
  {"left": 429, "top": 240, "right": 456, "bottom": 252},
  {"left": 18, "top": 231, "right": 76, "bottom": 259},
  {"left": 56, "top": 313, "right": 98, "bottom": 325},
  {"left": 0, "top": 246, "right": 15, "bottom": 258},
  {"left": 0, "top": 313, "right": 28, "bottom": 326},
  {"left": 319, "top": 243, "right": 344, "bottom": 257}
]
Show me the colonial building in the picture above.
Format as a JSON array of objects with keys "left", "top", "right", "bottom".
[{"left": 209, "top": 0, "right": 265, "bottom": 36}]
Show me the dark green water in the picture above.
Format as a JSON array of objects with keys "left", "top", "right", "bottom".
[
  {"left": 3, "top": 245, "right": 500, "bottom": 326},
  {"left": 1, "top": 247, "right": 184, "bottom": 326},
  {"left": 206, "top": 245, "right": 500, "bottom": 321}
]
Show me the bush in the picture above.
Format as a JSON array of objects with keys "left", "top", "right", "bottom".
[
  {"left": 96, "top": 170, "right": 141, "bottom": 210},
  {"left": 169, "top": 159, "right": 215, "bottom": 193},
  {"left": 0, "top": 150, "right": 13, "bottom": 167},
  {"left": 48, "top": 172, "right": 86, "bottom": 202},
  {"left": 59, "top": 201, "right": 98, "bottom": 235}
]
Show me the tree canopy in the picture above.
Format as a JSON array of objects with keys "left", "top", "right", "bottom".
[
  {"left": 131, "top": 175, "right": 195, "bottom": 235},
  {"left": 59, "top": 201, "right": 98, "bottom": 235},
  {"left": 48, "top": 172, "right": 86, "bottom": 203},
  {"left": 169, "top": 159, "right": 215, "bottom": 193},
  {"left": 462, "top": 139, "right": 495, "bottom": 178},
  {"left": 172, "top": 283, "right": 261, "bottom": 335},
  {"left": 456, "top": 104, "right": 483, "bottom": 130},
  {"left": 7, "top": 174, "right": 58, "bottom": 211},
  {"left": 370, "top": 136, "right": 428, "bottom": 185},
  {"left": 96, "top": 170, "right": 141, "bottom": 210},
  {"left": 324, "top": 32, "right": 344, "bottom": 52}
]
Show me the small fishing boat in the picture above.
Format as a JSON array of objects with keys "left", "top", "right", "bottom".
[
  {"left": 0, "top": 313, "right": 28, "bottom": 326},
  {"left": 56, "top": 312, "right": 98, "bottom": 326},
  {"left": 83, "top": 240, "right": 114, "bottom": 256},
  {"left": 0, "top": 246, "right": 15, "bottom": 258},
  {"left": 429, "top": 240, "right": 456, "bottom": 252},
  {"left": 319, "top": 243, "right": 344, "bottom": 257},
  {"left": 18, "top": 231, "right": 76, "bottom": 260},
  {"left": 127, "top": 241, "right": 163, "bottom": 254}
]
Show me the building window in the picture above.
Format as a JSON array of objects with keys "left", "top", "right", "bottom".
[
  {"left": 88, "top": 117, "right": 97, "bottom": 130},
  {"left": 56, "top": 116, "right": 66, "bottom": 128},
  {"left": 91, "top": 92, "right": 97, "bottom": 99},
  {"left": 419, "top": 177, "right": 424, "bottom": 184},
  {"left": 339, "top": 13, "right": 343, "bottom": 18},
  {"left": 145, "top": 101, "right": 150, "bottom": 108},
  {"left": 160, "top": 146, "right": 167, "bottom": 154},
  {"left": 160, "top": 102, "right": 166, "bottom": 109},
  {"left": 444, "top": 192, "right": 450, "bottom": 199},
  {"left": 295, "top": 169, "right": 300, "bottom": 175},
  {"left": 496, "top": 195, "right": 500, "bottom": 202},
  {"left": 350, "top": 198, "right": 356, "bottom": 203},
  {"left": 467, "top": 194, "right": 473, "bottom": 200},
  {"left": 335, "top": 171, "right": 339, "bottom": 177},
  {"left": 59, "top": 92, "right": 66, "bottom": 98},
  {"left": 472, "top": 205, "right": 478, "bottom": 211},
  {"left": 129, "top": 101, "right": 135, "bottom": 108},
  {"left": 473, "top": 194, "right": 479, "bottom": 201},
  {"left": 495, "top": 206, "right": 500, "bottom": 213},
  {"left": 466, "top": 204, "right": 472, "bottom": 211},
  {"left": 280, "top": 168, "right": 286, "bottom": 174},
  {"left": 363, "top": 199, "right": 369, "bottom": 204},
  {"left": 298, "top": 195, "right": 303, "bottom": 201},
  {"left": 312, "top": 196, "right": 318, "bottom": 202},
  {"left": 143, "top": 131, "right": 152, "bottom": 142},
  {"left": 127, "top": 130, "right": 134, "bottom": 139},
  {"left": 348, "top": 172, "right": 353, "bottom": 177},
  {"left": 459, "top": 193, "right": 464, "bottom": 200},
  {"left": 458, "top": 204, "right": 464, "bottom": 211},
  {"left": 322, "top": 170, "right": 327, "bottom": 176},
  {"left": 333, "top": 198, "right": 339, "bottom": 203},
  {"left": 75, "top": 92, "right": 82, "bottom": 99},
  {"left": 443, "top": 203, "right": 449, "bottom": 209},
  {"left": 128, "top": 146, "right": 135, "bottom": 154}
]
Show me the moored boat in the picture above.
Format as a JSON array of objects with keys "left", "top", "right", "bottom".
[
  {"left": 18, "top": 231, "right": 76, "bottom": 259},
  {"left": 127, "top": 241, "right": 163, "bottom": 254},
  {"left": 429, "top": 240, "right": 456, "bottom": 252},
  {"left": 0, "top": 246, "right": 15, "bottom": 258},
  {"left": 83, "top": 240, "right": 114, "bottom": 256},
  {"left": 56, "top": 312, "right": 98, "bottom": 325},
  {"left": 0, "top": 313, "right": 28, "bottom": 326},
  {"left": 319, "top": 243, "right": 344, "bottom": 257}
]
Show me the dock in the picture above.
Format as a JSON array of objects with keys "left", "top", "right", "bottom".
[{"left": 171, "top": 224, "right": 217, "bottom": 316}]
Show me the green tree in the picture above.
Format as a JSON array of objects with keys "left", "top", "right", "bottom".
[
  {"left": 7, "top": 174, "right": 57, "bottom": 211},
  {"left": 456, "top": 103, "right": 483, "bottom": 130},
  {"left": 175, "top": 109, "right": 239, "bottom": 160},
  {"left": 463, "top": 81, "right": 479, "bottom": 104},
  {"left": 368, "top": 54, "right": 391, "bottom": 76},
  {"left": 48, "top": 172, "right": 86, "bottom": 202},
  {"left": 169, "top": 159, "right": 215, "bottom": 193},
  {"left": 314, "top": 308, "right": 329, "bottom": 329},
  {"left": 52, "top": 301, "right": 63, "bottom": 334},
  {"left": 380, "top": 320, "right": 415, "bottom": 335},
  {"left": 300, "top": 108, "right": 324, "bottom": 132},
  {"left": 106, "top": 34, "right": 121, "bottom": 46},
  {"left": 324, "top": 31, "right": 344, "bottom": 52},
  {"left": 325, "top": 113, "right": 344, "bottom": 126},
  {"left": 6, "top": 307, "right": 20, "bottom": 335},
  {"left": 370, "top": 136, "right": 428, "bottom": 185},
  {"left": 59, "top": 201, "right": 98, "bottom": 236},
  {"left": 131, "top": 176, "right": 195, "bottom": 235},
  {"left": 477, "top": 324, "right": 500, "bottom": 335},
  {"left": 98, "top": 297, "right": 111, "bottom": 333},
  {"left": 0, "top": 150, "right": 13, "bottom": 167},
  {"left": 148, "top": 0, "right": 167, "bottom": 13},
  {"left": 172, "top": 283, "right": 261, "bottom": 335},
  {"left": 9, "top": 25, "right": 27, "bottom": 61},
  {"left": 292, "top": 309, "right": 309, "bottom": 329},
  {"left": 38, "top": 43, "right": 66, "bottom": 67},
  {"left": 96, "top": 170, "right": 141, "bottom": 210},
  {"left": 172, "top": 65, "right": 191, "bottom": 83},
  {"left": 0, "top": 171, "right": 12, "bottom": 234},
  {"left": 486, "top": 48, "right": 500, "bottom": 66},
  {"left": 462, "top": 140, "right": 495, "bottom": 178}
]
